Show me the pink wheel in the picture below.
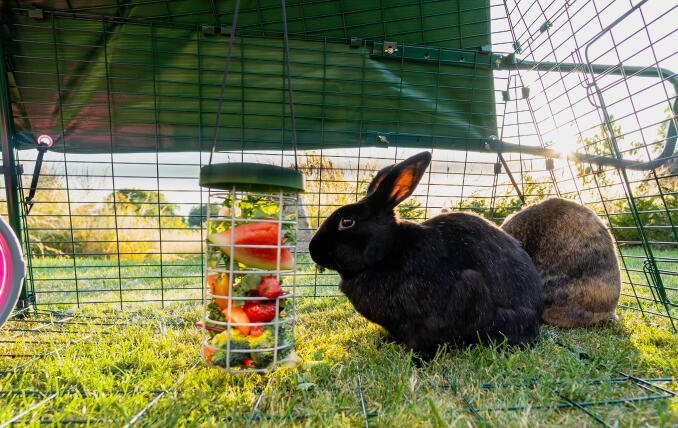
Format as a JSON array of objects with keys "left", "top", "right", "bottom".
[{"left": 0, "top": 217, "right": 25, "bottom": 327}]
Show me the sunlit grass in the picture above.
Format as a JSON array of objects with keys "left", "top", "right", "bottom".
[
  {"left": 4, "top": 251, "right": 677, "bottom": 425},
  {"left": 0, "top": 296, "right": 676, "bottom": 426}
]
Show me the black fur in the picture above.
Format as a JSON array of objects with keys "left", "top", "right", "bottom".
[{"left": 309, "top": 152, "right": 543, "bottom": 360}]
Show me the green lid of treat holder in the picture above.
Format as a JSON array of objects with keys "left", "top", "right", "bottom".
[{"left": 199, "top": 163, "right": 305, "bottom": 193}]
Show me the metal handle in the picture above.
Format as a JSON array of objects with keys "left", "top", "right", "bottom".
[
  {"left": 24, "top": 135, "right": 53, "bottom": 215},
  {"left": 503, "top": 57, "right": 678, "bottom": 171},
  {"left": 500, "top": 0, "right": 676, "bottom": 171}
]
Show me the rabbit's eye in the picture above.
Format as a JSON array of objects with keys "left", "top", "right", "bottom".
[{"left": 339, "top": 218, "right": 355, "bottom": 230}]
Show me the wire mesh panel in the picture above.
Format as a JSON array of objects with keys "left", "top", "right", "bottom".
[
  {"left": 0, "top": 0, "right": 675, "bottom": 332},
  {"left": 0, "top": 301, "right": 675, "bottom": 425},
  {"left": 0, "top": 2, "right": 678, "bottom": 425},
  {"left": 3, "top": 0, "right": 496, "bottom": 309},
  {"left": 493, "top": 0, "right": 678, "bottom": 329},
  {"left": 14, "top": 150, "right": 206, "bottom": 308}
]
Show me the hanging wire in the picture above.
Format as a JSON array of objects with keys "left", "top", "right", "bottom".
[
  {"left": 281, "top": 0, "right": 299, "bottom": 170},
  {"left": 209, "top": 0, "right": 298, "bottom": 170},
  {"left": 208, "top": 0, "right": 241, "bottom": 165}
]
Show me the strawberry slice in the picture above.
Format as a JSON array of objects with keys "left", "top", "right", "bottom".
[
  {"left": 258, "top": 276, "right": 284, "bottom": 299},
  {"left": 244, "top": 301, "right": 277, "bottom": 323}
]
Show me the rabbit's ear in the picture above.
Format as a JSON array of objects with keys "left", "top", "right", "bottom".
[
  {"left": 366, "top": 165, "right": 394, "bottom": 196},
  {"left": 369, "top": 151, "right": 432, "bottom": 209}
]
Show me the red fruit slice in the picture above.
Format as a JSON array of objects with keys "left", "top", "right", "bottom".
[
  {"left": 207, "top": 223, "right": 294, "bottom": 270},
  {"left": 244, "top": 301, "right": 277, "bottom": 323},
  {"left": 258, "top": 276, "right": 284, "bottom": 299},
  {"left": 250, "top": 326, "right": 264, "bottom": 337}
]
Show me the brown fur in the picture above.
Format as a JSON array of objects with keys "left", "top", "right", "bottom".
[{"left": 501, "top": 198, "right": 620, "bottom": 328}]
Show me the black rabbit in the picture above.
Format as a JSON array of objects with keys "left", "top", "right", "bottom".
[{"left": 309, "top": 152, "right": 543, "bottom": 360}]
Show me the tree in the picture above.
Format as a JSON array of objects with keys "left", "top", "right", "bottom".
[
  {"left": 106, "top": 189, "right": 179, "bottom": 217},
  {"left": 186, "top": 204, "right": 221, "bottom": 227},
  {"left": 105, "top": 189, "right": 178, "bottom": 216},
  {"left": 102, "top": 189, "right": 186, "bottom": 232}
]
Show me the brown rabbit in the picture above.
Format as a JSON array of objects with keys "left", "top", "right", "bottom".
[{"left": 501, "top": 198, "right": 620, "bottom": 328}]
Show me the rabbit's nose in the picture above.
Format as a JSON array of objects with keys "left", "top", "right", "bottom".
[{"left": 309, "top": 235, "right": 333, "bottom": 270}]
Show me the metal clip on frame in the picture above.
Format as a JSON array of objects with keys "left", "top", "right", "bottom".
[{"left": 24, "top": 134, "right": 53, "bottom": 215}]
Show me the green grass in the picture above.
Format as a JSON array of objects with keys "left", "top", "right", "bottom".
[
  {"left": 0, "top": 299, "right": 676, "bottom": 426},
  {"left": 24, "top": 254, "right": 341, "bottom": 308},
  {"left": 26, "top": 247, "right": 678, "bottom": 309},
  {"left": 1, "top": 253, "right": 676, "bottom": 426}
]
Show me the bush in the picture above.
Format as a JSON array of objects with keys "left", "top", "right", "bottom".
[
  {"left": 26, "top": 174, "right": 200, "bottom": 260},
  {"left": 606, "top": 193, "right": 678, "bottom": 246},
  {"left": 457, "top": 177, "right": 553, "bottom": 225}
]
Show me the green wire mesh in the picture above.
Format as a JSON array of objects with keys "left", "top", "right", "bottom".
[
  {"left": 0, "top": 305, "right": 674, "bottom": 425},
  {"left": 0, "top": 0, "right": 677, "bottom": 425},
  {"left": 0, "top": 0, "right": 675, "bottom": 332}
]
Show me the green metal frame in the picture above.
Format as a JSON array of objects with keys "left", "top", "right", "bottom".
[
  {"left": 370, "top": 46, "right": 678, "bottom": 171},
  {"left": 0, "top": 0, "right": 677, "bottom": 423},
  {"left": 0, "top": 37, "right": 29, "bottom": 308}
]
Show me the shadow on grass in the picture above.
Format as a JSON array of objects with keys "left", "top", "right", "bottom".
[{"left": 287, "top": 297, "right": 678, "bottom": 427}]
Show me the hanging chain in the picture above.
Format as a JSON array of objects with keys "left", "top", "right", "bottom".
[{"left": 209, "top": 0, "right": 298, "bottom": 170}]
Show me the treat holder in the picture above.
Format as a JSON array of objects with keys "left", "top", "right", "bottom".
[{"left": 199, "top": 163, "right": 304, "bottom": 374}]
